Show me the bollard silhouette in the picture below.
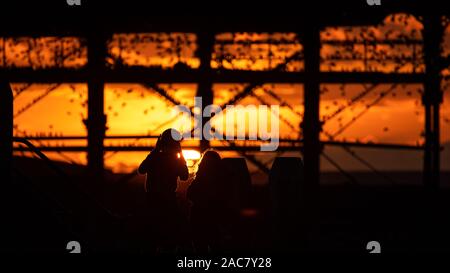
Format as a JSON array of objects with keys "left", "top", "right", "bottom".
[
  {"left": 221, "top": 157, "right": 252, "bottom": 250},
  {"left": 222, "top": 158, "right": 252, "bottom": 211},
  {"left": 269, "top": 157, "right": 305, "bottom": 252}
]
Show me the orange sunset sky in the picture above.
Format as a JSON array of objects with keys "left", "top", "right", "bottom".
[{"left": 4, "top": 14, "right": 450, "bottom": 173}]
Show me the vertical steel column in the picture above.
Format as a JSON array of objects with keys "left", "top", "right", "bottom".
[
  {"left": 422, "top": 15, "right": 443, "bottom": 189},
  {"left": 86, "top": 32, "right": 107, "bottom": 177},
  {"left": 302, "top": 25, "right": 321, "bottom": 189},
  {"left": 196, "top": 32, "right": 215, "bottom": 152},
  {"left": 0, "top": 82, "right": 13, "bottom": 184}
]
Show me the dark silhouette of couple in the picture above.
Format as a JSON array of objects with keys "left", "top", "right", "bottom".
[{"left": 139, "top": 128, "right": 227, "bottom": 253}]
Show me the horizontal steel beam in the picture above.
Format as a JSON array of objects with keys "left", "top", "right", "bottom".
[
  {"left": 323, "top": 141, "right": 425, "bottom": 151},
  {"left": 217, "top": 39, "right": 423, "bottom": 45},
  {"left": 18, "top": 135, "right": 159, "bottom": 140},
  {"left": 2, "top": 68, "right": 425, "bottom": 84},
  {"left": 13, "top": 145, "right": 287, "bottom": 152},
  {"left": 2, "top": 3, "right": 444, "bottom": 38},
  {"left": 13, "top": 141, "right": 425, "bottom": 152}
]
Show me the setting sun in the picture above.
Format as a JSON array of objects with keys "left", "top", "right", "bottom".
[
  {"left": 181, "top": 149, "right": 201, "bottom": 168},
  {"left": 182, "top": 149, "right": 201, "bottom": 161}
]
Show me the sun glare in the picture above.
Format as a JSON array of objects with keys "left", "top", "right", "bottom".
[
  {"left": 181, "top": 149, "right": 201, "bottom": 168},
  {"left": 182, "top": 149, "right": 201, "bottom": 160}
]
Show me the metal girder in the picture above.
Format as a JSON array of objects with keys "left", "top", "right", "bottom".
[
  {"left": 0, "top": 82, "right": 13, "bottom": 183},
  {"left": 0, "top": 67, "right": 426, "bottom": 84},
  {"left": 12, "top": 141, "right": 425, "bottom": 153},
  {"left": 1, "top": 0, "right": 443, "bottom": 38}
]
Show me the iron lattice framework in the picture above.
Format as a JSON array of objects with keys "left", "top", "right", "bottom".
[{"left": 0, "top": 10, "right": 448, "bottom": 188}]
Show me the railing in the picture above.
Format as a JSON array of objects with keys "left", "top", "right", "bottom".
[
  {"left": 13, "top": 136, "right": 426, "bottom": 152},
  {"left": 13, "top": 137, "right": 119, "bottom": 220},
  {"left": 13, "top": 137, "right": 70, "bottom": 179}
]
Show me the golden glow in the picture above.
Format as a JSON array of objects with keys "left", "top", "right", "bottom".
[
  {"left": 182, "top": 149, "right": 201, "bottom": 161},
  {"left": 11, "top": 83, "right": 450, "bottom": 173},
  {"left": 7, "top": 17, "right": 450, "bottom": 173},
  {"left": 182, "top": 149, "right": 201, "bottom": 169}
]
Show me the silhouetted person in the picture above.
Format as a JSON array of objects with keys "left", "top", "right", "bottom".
[
  {"left": 187, "top": 150, "right": 226, "bottom": 253},
  {"left": 138, "top": 128, "right": 189, "bottom": 251}
]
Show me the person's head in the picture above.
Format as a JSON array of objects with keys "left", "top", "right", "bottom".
[
  {"left": 195, "top": 150, "right": 222, "bottom": 180},
  {"left": 159, "top": 128, "right": 182, "bottom": 153}
]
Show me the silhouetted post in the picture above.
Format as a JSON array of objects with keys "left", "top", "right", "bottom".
[
  {"left": 222, "top": 157, "right": 252, "bottom": 249},
  {"left": 86, "top": 32, "right": 107, "bottom": 178},
  {"left": 222, "top": 158, "right": 252, "bottom": 210},
  {"left": 196, "top": 32, "right": 214, "bottom": 152},
  {"left": 422, "top": 15, "right": 443, "bottom": 189},
  {"left": 302, "top": 25, "right": 321, "bottom": 190},
  {"left": 0, "top": 82, "right": 13, "bottom": 184},
  {"left": 269, "top": 157, "right": 305, "bottom": 252}
]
